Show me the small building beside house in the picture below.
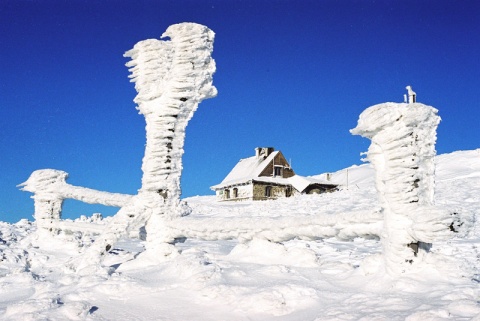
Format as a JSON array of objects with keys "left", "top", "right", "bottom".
[{"left": 210, "top": 147, "right": 338, "bottom": 201}]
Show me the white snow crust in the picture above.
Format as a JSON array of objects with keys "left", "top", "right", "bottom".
[{"left": 1, "top": 149, "right": 479, "bottom": 320}]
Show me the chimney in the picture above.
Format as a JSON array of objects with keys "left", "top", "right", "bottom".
[
  {"left": 265, "top": 147, "right": 274, "bottom": 157},
  {"left": 255, "top": 147, "right": 275, "bottom": 159}
]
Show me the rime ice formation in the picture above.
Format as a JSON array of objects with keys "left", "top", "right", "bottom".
[
  {"left": 351, "top": 101, "right": 461, "bottom": 274},
  {"left": 73, "top": 23, "right": 217, "bottom": 268},
  {"left": 124, "top": 22, "right": 217, "bottom": 218},
  {"left": 18, "top": 169, "right": 133, "bottom": 228}
]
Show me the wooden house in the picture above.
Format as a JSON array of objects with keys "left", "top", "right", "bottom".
[{"left": 210, "top": 147, "right": 338, "bottom": 201}]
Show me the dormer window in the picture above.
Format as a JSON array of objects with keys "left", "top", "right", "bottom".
[{"left": 274, "top": 166, "right": 283, "bottom": 177}]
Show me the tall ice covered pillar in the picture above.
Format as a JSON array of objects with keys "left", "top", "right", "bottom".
[
  {"left": 124, "top": 23, "right": 217, "bottom": 219},
  {"left": 123, "top": 23, "right": 217, "bottom": 249},
  {"left": 351, "top": 100, "right": 441, "bottom": 274}
]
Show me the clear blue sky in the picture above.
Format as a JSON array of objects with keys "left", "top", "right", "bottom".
[{"left": 1, "top": 0, "right": 479, "bottom": 223}]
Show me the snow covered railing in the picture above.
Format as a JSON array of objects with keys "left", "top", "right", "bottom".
[
  {"left": 41, "top": 220, "right": 107, "bottom": 235},
  {"left": 18, "top": 169, "right": 133, "bottom": 229},
  {"left": 71, "top": 207, "right": 385, "bottom": 275},
  {"left": 162, "top": 210, "right": 384, "bottom": 243}
]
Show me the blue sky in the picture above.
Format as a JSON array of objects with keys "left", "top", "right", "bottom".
[{"left": 1, "top": 0, "right": 479, "bottom": 223}]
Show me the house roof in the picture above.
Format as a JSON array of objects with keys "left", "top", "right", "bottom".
[
  {"left": 210, "top": 150, "right": 336, "bottom": 192},
  {"left": 287, "top": 175, "right": 329, "bottom": 193},
  {"left": 211, "top": 151, "right": 280, "bottom": 189}
]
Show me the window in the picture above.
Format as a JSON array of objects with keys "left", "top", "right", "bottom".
[
  {"left": 274, "top": 166, "right": 282, "bottom": 177},
  {"left": 265, "top": 186, "right": 272, "bottom": 197},
  {"left": 233, "top": 188, "right": 238, "bottom": 198},
  {"left": 225, "top": 189, "right": 230, "bottom": 199},
  {"left": 285, "top": 186, "right": 292, "bottom": 197}
]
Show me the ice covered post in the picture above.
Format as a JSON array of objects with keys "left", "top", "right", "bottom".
[
  {"left": 18, "top": 170, "right": 65, "bottom": 229},
  {"left": 351, "top": 93, "right": 449, "bottom": 274},
  {"left": 406, "top": 85, "right": 416, "bottom": 103},
  {"left": 124, "top": 23, "right": 217, "bottom": 219},
  {"left": 18, "top": 169, "right": 133, "bottom": 230}
]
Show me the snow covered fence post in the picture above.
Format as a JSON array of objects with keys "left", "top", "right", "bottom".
[
  {"left": 18, "top": 170, "right": 65, "bottom": 230},
  {"left": 124, "top": 23, "right": 217, "bottom": 246},
  {"left": 351, "top": 93, "right": 463, "bottom": 274},
  {"left": 18, "top": 169, "right": 133, "bottom": 231}
]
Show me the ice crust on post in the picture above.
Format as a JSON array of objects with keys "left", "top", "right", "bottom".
[
  {"left": 124, "top": 22, "right": 217, "bottom": 218},
  {"left": 351, "top": 102, "right": 459, "bottom": 274},
  {"left": 122, "top": 22, "right": 217, "bottom": 253}
]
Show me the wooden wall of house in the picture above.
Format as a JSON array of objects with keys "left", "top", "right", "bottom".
[{"left": 259, "top": 152, "right": 295, "bottom": 178}]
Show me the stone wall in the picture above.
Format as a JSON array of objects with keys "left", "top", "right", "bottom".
[
  {"left": 252, "top": 182, "right": 290, "bottom": 200},
  {"left": 216, "top": 183, "right": 252, "bottom": 201}
]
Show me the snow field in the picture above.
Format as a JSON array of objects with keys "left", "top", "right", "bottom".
[{"left": 1, "top": 150, "right": 479, "bottom": 320}]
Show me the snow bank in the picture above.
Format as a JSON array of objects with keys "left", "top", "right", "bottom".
[{"left": 351, "top": 102, "right": 468, "bottom": 274}]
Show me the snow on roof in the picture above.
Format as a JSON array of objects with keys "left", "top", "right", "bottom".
[
  {"left": 211, "top": 151, "right": 279, "bottom": 189},
  {"left": 287, "top": 175, "right": 333, "bottom": 193}
]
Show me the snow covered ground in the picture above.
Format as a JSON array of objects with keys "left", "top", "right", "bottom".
[{"left": 1, "top": 149, "right": 479, "bottom": 320}]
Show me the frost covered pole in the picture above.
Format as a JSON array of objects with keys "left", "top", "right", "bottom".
[
  {"left": 351, "top": 96, "right": 459, "bottom": 274},
  {"left": 406, "top": 86, "right": 416, "bottom": 103},
  {"left": 121, "top": 23, "right": 217, "bottom": 250},
  {"left": 124, "top": 23, "right": 216, "bottom": 218},
  {"left": 67, "top": 24, "right": 217, "bottom": 273}
]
